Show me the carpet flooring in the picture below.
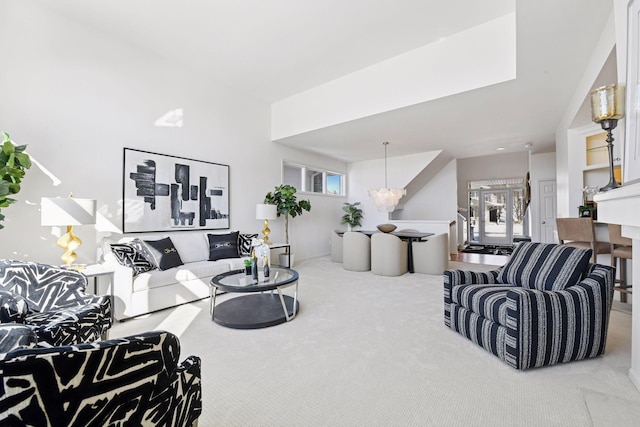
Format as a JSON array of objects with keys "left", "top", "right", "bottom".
[{"left": 111, "top": 256, "right": 639, "bottom": 426}]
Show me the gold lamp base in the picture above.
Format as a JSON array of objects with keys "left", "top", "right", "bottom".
[
  {"left": 262, "top": 219, "right": 271, "bottom": 245},
  {"left": 56, "top": 225, "right": 82, "bottom": 268}
]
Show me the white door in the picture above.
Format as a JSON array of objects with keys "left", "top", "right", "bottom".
[{"left": 539, "top": 180, "right": 557, "bottom": 243}]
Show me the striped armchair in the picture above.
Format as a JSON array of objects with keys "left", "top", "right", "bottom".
[{"left": 444, "top": 242, "right": 615, "bottom": 370}]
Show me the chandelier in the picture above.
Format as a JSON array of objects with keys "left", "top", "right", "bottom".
[{"left": 368, "top": 142, "right": 405, "bottom": 212}]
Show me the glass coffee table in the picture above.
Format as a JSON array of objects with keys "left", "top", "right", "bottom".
[{"left": 209, "top": 267, "right": 299, "bottom": 329}]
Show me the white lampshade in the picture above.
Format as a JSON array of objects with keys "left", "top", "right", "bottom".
[
  {"left": 256, "top": 204, "right": 277, "bottom": 220},
  {"left": 41, "top": 197, "right": 97, "bottom": 226}
]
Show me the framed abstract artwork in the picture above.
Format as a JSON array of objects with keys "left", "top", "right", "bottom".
[{"left": 123, "top": 148, "right": 230, "bottom": 233}]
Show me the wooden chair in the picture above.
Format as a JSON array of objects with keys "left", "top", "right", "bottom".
[
  {"left": 555, "top": 217, "right": 610, "bottom": 263},
  {"left": 608, "top": 224, "right": 633, "bottom": 303}
]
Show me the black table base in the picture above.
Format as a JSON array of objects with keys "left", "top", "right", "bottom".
[{"left": 213, "top": 294, "right": 299, "bottom": 329}]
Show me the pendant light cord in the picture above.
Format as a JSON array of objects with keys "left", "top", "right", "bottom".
[{"left": 383, "top": 141, "right": 389, "bottom": 188}]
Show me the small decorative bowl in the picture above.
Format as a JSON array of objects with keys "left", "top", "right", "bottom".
[{"left": 376, "top": 224, "right": 397, "bottom": 233}]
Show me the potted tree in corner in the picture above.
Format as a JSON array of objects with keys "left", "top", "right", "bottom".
[
  {"left": 341, "top": 201, "right": 363, "bottom": 231},
  {"left": 0, "top": 132, "right": 32, "bottom": 230},
  {"left": 264, "top": 184, "right": 311, "bottom": 267}
]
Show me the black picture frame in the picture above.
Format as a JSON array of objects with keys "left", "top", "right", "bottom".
[{"left": 123, "top": 148, "right": 230, "bottom": 233}]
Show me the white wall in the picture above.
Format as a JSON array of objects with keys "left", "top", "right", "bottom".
[
  {"left": 272, "top": 13, "right": 516, "bottom": 140},
  {"left": 0, "top": 2, "right": 346, "bottom": 265},
  {"left": 529, "top": 152, "right": 557, "bottom": 242},
  {"left": 395, "top": 159, "right": 457, "bottom": 222},
  {"left": 347, "top": 151, "right": 445, "bottom": 230}
]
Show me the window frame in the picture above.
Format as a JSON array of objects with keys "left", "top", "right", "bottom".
[{"left": 282, "top": 160, "right": 345, "bottom": 197}]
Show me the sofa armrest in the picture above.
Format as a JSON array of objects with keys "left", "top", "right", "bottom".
[
  {"left": 26, "top": 295, "right": 112, "bottom": 347},
  {"left": 102, "top": 252, "right": 137, "bottom": 320},
  {"left": 503, "top": 264, "right": 615, "bottom": 369},
  {"left": 443, "top": 268, "right": 501, "bottom": 327},
  {"left": 0, "top": 330, "right": 201, "bottom": 426},
  {"left": 0, "top": 324, "right": 37, "bottom": 355},
  {"left": 0, "top": 290, "right": 29, "bottom": 323},
  {"left": 173, "top": 355, "right": 203, "bottom": 426}
]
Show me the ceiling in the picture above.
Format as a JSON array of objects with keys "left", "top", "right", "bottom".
[{"left": 38, "top": 0, "right": 615, "bottom": 162}]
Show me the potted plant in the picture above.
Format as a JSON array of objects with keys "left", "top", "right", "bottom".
[
  {"left": 341, "top": 201, "right": 363, "bottom": 231},
  {"left": 243, "top": 258, "right": 252, "bottom": 275},
  {"left": 264, "top": 184, "right": 311, "bottom": 267},
  {"left": 0, "top": 132, "right": 31, "bottom": 230}
]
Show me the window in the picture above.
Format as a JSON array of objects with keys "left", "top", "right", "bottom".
[
  {"left": 283, "top": 164, "right": 302, "bottom": 188},
  {"left": 282, "top": 161, "right": 345, "bottom": 196},
  {"left": 304, "top": 168, "right": 324, "bottom": 194}
]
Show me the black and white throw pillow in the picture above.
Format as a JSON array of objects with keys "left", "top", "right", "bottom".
[
  {"left": 207, "top": 232, "right": 240, "bottom": 261},
  {"left": 110, "top": 241, "right": 155, "bottom": 276},
  {"left": 239, "top": 233, "right": 259, "bottom": 256},
  {"left": 142, "top": 237, "right": 184, "bottom": 271}
]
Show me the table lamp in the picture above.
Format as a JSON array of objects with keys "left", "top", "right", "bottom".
[
  {"left": 589, "top": 83, "right": 625, "bottom": 191},
  {"left": 41, "top": 196, "right": 97, "bottom": 268},
  {"left": 256, "top": 203, "right": 277, "bottom": 245}
]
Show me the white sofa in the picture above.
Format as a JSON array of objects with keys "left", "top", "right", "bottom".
[{"left": 102, "top": 231, "right": 249, "bottom": 321}]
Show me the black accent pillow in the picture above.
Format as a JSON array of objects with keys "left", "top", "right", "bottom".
[
  {"left": 208, "top": 232, "right": 240, "bottom": 261},
  {"left": 110, "top": 241, "right": 156, "bottom": 276},
  {"left": 239, "top": 233, "right": 259, "bottom": 256},
  {"left": 142, "top": 237, "right": 184, "bottom": 271}
]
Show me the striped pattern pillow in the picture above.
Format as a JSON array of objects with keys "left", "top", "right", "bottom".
[
  {"left": 110, "top": 242, "right": 155, "bottom": 276},
  {"left": 497, "top": 242, "right": 592, "bottom": 291},
  {"left": 239, "top": 233, "right": 258, "bottom": 256}
]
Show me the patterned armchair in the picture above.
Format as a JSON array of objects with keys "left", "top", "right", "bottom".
[
  {"left": 0, "top": 328, "right": 202, "bottom": 426},
  {"left": 0, "top": 260, "right": 112, "bottom": 347},
  {"left": 444, "top": 242, "right": 615, "bottom": 370}
]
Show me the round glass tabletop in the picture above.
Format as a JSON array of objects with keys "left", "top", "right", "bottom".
[{"left": 211, "top": 267, "right": 298, "bottom": 293}]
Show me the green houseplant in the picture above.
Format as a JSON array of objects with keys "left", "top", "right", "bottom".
[
  {"left": 264, "top": 184, "right": 311, "bottom": 245},
  {"left": 0, "top": 132, "right": 32, "bottom": 230},
  {"left": 341, "top": 201, "right": 363, "bottom": 231}
]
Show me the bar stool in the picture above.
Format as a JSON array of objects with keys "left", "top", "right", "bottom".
[
  {"left": 609, "top": 224, "right": 633, "bottom": 303},
  {"left": 556, "top": 217, "right": 610, "bottom": 264}
]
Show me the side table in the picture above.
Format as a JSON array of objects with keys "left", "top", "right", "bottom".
[
  {"left": 269, "top": 242, "right": 291, "bottom": 268},
  {"left": 82, "top": 264, "right": 115, "bottom": 321}
]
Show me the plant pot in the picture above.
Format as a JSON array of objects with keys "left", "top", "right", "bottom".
[
  {"left": 245, "top": 265, "right": 252, "bottom": 275},
  {"left": 279, "top": 253, "right": 294, "bottom": 268}
]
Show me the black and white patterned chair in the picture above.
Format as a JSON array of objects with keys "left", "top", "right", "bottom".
[
  {"left": 0, "top": 329, "right": 202, "bottom": 426},
  {"left": 444, "top": 242, "right": 615, "bottom": 370},
  {"left": 0, "top": 260, "right": 112, "bottom": 347}
]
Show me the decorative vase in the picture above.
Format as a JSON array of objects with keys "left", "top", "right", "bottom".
[
  {"left": 251, "top": 258, "right": 258, "bottom": 280},
  {"left": 263, "top": 256, "right": 270, "bottom": 278}
]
